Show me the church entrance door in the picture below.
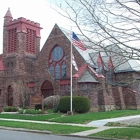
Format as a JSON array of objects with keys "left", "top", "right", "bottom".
[
  {"left": 41, "top": 80, "right": 53, "bottom": 98},
  {"left": 7, "top": 85, "right": 13, "bottom": 106}
]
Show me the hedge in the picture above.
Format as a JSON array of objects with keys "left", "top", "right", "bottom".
[
  {"left": 58, "top": 96, "right": 90, "bottom": 113},
  {"left": 3, "top": 106, "right": 18, "bottom": 112}
]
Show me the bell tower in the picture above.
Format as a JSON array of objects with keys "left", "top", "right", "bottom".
[
  {"left": 3, "top": 8, "right": 42, "bottom": 58},
  {"left": 3, "top": 8, "right": 42, "bottom": 75},
  {"left": 2, "top": 8, "right": 43, "bottom": 107}
]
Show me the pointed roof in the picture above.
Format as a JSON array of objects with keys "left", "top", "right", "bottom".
[
  {"left": 78, "top": 70, "right": 98, "bottom": 83},
  {"left": 72, "top": 63, "right": 104, "bottom": 80},
  {"left": 73, "top": 63, "right": 87, "bottom": 78},
  {"left": 108, "top": 56, "right": 114, "bottom": 69},
  {"left": 88, "top": 65, "right": 105, "bottom": 78},
  {"left": 4, "top": 8, "right": 13, "bottom": 18},
  {"left": 97, "top": 52, "right": 103, "bottom": 66},
  {"left": 53, "top": 25, "right": 140, "bottom": 73}
]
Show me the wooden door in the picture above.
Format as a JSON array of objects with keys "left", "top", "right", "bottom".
[
  {"left": 7, "top": 85, "right": 13, "bottom": 106},
  {"left": 41, "top": 80, "right": 53, "bottom": 98}
]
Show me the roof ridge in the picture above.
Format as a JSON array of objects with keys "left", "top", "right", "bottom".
[{"left": 73, "top": 64, "right": 87, "bottom": 78}]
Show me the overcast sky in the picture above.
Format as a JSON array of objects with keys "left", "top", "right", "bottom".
[{"left": 0, "top": 0, "right": 70, "bottom": 54}]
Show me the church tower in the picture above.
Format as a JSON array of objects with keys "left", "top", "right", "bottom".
[
  {"left": 3, "top": 8, "right": 42, "bottom": 76},
  {"left": 2, "top": 8, "right": 42, "bottom": 106}
]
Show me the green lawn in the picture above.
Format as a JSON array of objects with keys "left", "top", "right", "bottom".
[
  {"left": 0, "top": 110, "right": 140, "bottom": 124},
  {"left": 0, "top": 120, "right": 95, "bottom": 134},
  {"left": 49, "top": 110, "right": 140, "bottom": 124},
  {"left": 0, "top": 113, "right": 61, "bottom": 121},
  {"left": 89, "top": 128, "right": 140, "bottom": 140},
  {"left": 0, "top": 110, "right": 140, "bottom": 138}
]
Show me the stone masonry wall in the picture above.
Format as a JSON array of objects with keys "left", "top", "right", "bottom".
[{"left": 35, "top": 25, "right": 85, "bottom": 95}]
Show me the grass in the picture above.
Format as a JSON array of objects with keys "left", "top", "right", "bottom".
[
  {"left": 89, "top": 128, "right": 140, "bottom": 140},
  {"left": 0, "top": 120, "right": 95, "bottom": 134},
  {"left": 49, "top": 110, "right": 140, "bottom": 124},
  {"left": 0, "top": 109, "right": 140, "bottom": 138},
  {"left": 0, "top": 110, "right": 140, "bottom": 123},
  {"left": 0, "top": 113, "right": 61, "bottom": 121}
]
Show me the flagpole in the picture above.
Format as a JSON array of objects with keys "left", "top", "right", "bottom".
[{"left": 70, "top": 29, "right": 73, "bottom": 114}]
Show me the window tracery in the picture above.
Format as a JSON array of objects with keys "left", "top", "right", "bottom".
[{"left": 49, "top": 46, "right": 66, "bottom": 79}]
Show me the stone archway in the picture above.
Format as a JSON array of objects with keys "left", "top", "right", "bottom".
[
  {"left": 41, "top": 80, "right": 53, "bottom": 98},
  {"left": 7, "top": 85, "right": 13, "bottom": 106}
]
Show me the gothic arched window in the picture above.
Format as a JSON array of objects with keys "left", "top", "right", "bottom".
[{"left": 49, "top": 46, "right": 66, "bottom": 79}]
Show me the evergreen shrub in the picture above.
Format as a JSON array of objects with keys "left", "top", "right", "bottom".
[
  {"left": 58, "top": 96, "right": 90, "bottom": 113},
  {"left": 4, "top": 106, "right": 18, "bottom": 112}
]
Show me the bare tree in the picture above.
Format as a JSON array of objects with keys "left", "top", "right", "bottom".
[
  {"left": 18, "top": 80, "right": 27, "bottom": 108},
  {"left": 12, "top": 80, "right": 27, "bottom": 107},
  {"left": 49, "top": 0, "right": 140, "bottom": 60}
]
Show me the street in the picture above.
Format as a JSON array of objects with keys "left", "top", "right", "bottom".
[{"left": 0, "top": 129, "right": 93, "bottom": 140}]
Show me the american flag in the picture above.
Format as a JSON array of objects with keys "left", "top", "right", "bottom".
[{"left": 72, "top": 32, "right": 87, "bottom": 51}]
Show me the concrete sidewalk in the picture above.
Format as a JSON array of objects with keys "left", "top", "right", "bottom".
[
  {"left": 70, "top": 126, "right": 111, "bottom": 136},
  {"left": 71, "top": 115, "right": 140, "bottom": 136},
  {"left": 87, "top": 115, "right": 140, "bottom": 127},
  {"left": 0, "top": 115, "right": 140, "bottom": 137}
]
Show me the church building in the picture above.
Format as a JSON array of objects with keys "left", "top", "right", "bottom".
[{"left": 0, "top": 8, "right": 140, "bottom": 111}]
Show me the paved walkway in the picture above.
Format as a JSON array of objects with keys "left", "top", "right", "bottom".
[
  {"left": 71, "top": 115, "right": 140, "bottom": 136},
  {"left": 87, "top": 115, "right": 140, "bottom": 127},
  {"left": 0, "top": 115, "right": 140, "bottom": 137}
]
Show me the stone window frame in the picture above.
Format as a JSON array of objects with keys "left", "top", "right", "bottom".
[{"left": 48, "top": 45, "right": 66, "bottom": 79}]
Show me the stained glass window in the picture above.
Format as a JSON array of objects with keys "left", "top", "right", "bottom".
[{"left": 49, "top": 46, "right": 66, "bottom": 79}]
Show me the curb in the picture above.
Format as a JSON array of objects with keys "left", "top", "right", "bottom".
[
  {"left": 0, "top": 126, "right": 51, "bottom": 134},
  {"left": 0, "top": 126, "right": 120, "bottom": 140}
]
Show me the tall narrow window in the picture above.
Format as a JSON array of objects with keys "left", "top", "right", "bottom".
[
  {"left": 49, "top": 46, "right": 66, "bottom": 79},
  {"left": 8, "top": 28, "right": 17, "bottom": 53},
  {"left": 26, "top": 29, "right": 36, "bottom": 54},
  {"left": 55, "top": 63, "right": 60, "bottom": 79},
  {"left": 62, "top": 62, "right": 66, "bottom": 79}
]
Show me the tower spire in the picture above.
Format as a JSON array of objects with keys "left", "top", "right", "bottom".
[{"left": 4, "top": 8, "right": 13, "bottom": 19}]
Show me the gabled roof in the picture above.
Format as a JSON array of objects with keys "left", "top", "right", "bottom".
[
  {"left": 73, "top": 64, "right": 87, "bottom": 78},
  {"left": 105, "top": 45, "right": 140, "bottom": 72},
  {"left": 78, "top": 70, "right": 98, "bottom": 83},
  {"left": 59, "top": 25, "right": 140, "bottom": 73},
  {"left": 73, "top": 63, "right": 104, "bottom": 82}
]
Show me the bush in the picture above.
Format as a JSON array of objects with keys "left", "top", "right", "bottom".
[
  {"left": 73, "top": 96, "right": 90, "bottom": 113},
  {"left": 58, "top": 96, "right": 70, "bottom": 113},
  {"left": 58, "top": 96, "right": 90, "bottom": 113},
  {"left": 22, "top": 106, "right": 29, "bottom": 109},
  {"left": 53, "top": 104, "right": 59, "bottom": 113},
  {"left": 4, "top": 106, "right": 18, "bottom": 112}
]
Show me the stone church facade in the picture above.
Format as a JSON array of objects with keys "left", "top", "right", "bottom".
[{"left": 0, "top": 8, "right": 140, "bottom": 111}]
